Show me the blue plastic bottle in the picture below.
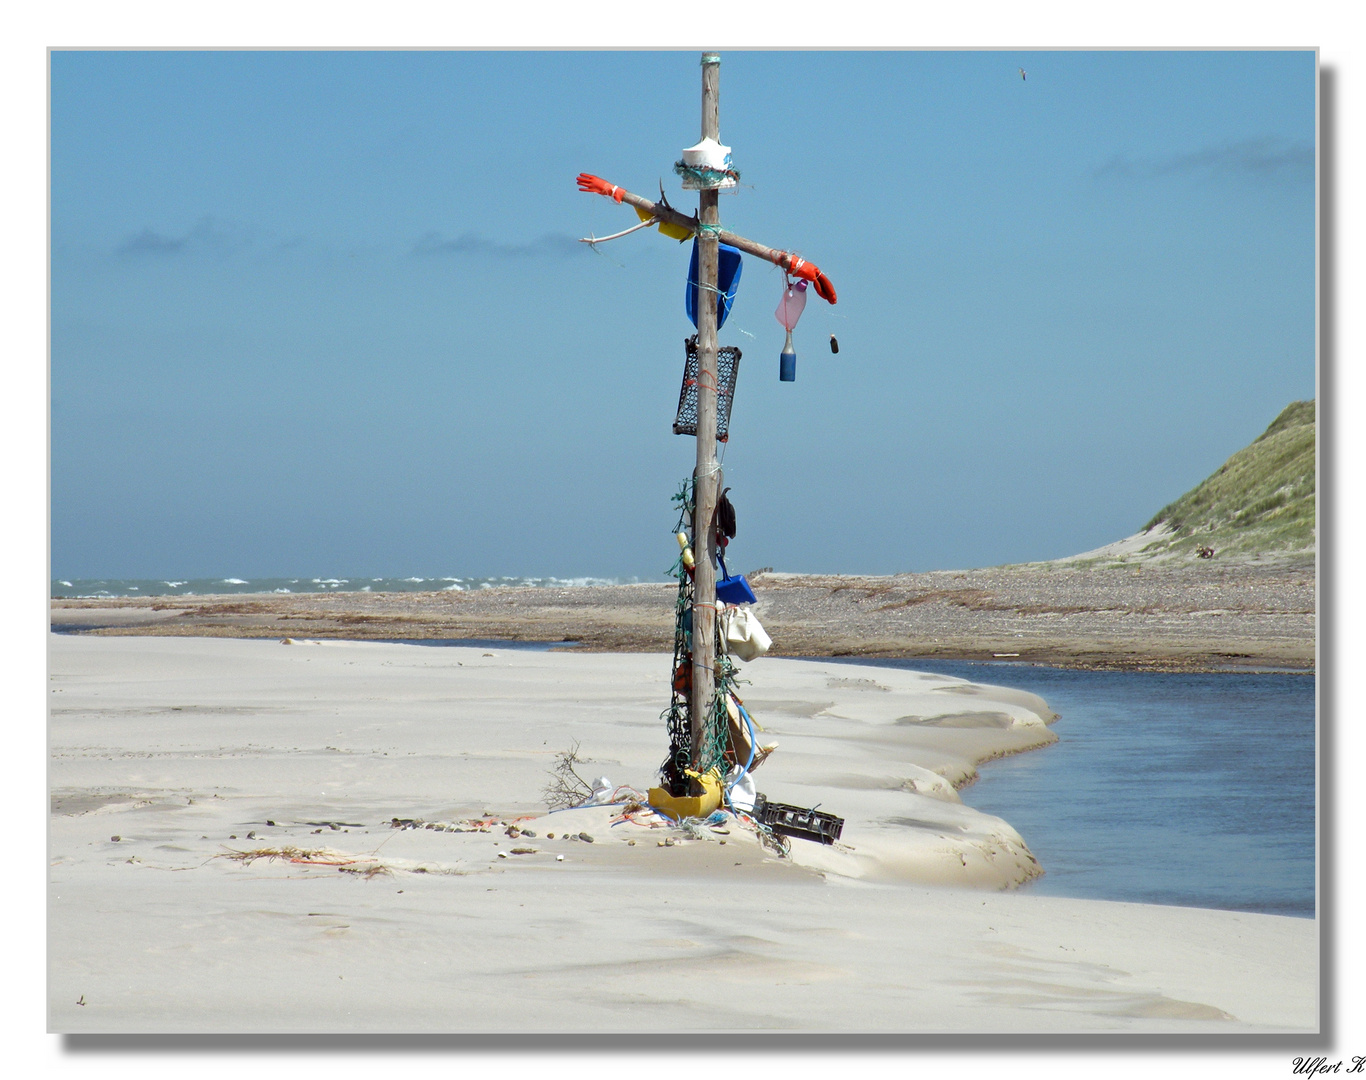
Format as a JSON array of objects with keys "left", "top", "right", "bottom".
[{"left": 779, "top": 328, "right": 796, "bottom": 382}]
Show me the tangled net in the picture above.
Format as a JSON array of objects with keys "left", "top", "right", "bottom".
[{"left": 658, "top": 478, "right": 742, "bottom": 795}]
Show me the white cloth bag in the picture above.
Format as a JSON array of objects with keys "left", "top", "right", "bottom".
[
  {"left": 722, "top": 605, "right": 771, "bottom": 661},
  {"left": 724, "top": 766, "right": 758, "bottom": 812}
]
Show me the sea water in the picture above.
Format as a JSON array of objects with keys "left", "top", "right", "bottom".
[
  {"left": 827, "top": 658, "right": 1316, "bottom": 918},
  {"left": 50, "top": 576, "right": 641, "bottom": 599}
]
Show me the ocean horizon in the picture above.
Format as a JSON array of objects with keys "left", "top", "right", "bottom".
[{"left": 50, "top": 575, "right": 648, "bottom": 600}]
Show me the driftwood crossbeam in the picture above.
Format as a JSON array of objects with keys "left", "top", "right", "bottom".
[{"left": 575, "top": 173, "right": 838, "bottom": 304}]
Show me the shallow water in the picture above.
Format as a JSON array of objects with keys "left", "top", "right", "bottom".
[
  {"left": 827, "top": 658, "right": 1316, "bottom": 918},
  {"left": 379, "top": 638, "right": 580, "bottom": 651}
]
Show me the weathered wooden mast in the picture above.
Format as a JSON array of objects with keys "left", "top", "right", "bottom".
[
  {"left": 574, "top": 51, "right": 838, "bottom": 787},
  {"left": 689, "top": 52, "right": 722, "bottom": 766}
]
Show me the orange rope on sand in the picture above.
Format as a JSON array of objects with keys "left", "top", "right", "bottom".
[{"left": 611, "top": 804, "right": 668, "bottom": 828}]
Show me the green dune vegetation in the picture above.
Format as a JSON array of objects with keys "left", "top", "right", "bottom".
[{"left": 1138, "top": 399, "right": 1316, "bottom": 559}]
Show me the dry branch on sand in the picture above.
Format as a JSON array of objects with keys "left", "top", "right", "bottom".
[{"left": 541, "top": 740, "right": 596, "bottom": 810}]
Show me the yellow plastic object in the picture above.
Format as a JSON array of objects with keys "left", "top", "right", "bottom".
[
  {"left": 658, "top": 220, "right": 694, "bottom": 242},
  {"left": 648, "top": 767, "right": 723, "bottom": 821},
  {"left": 636, "top": 205, "right": 694, "bottom": 243}
]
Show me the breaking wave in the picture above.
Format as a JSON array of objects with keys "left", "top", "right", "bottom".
[{"left": 51, "top": 575, "right": 643, "bottom": 599}]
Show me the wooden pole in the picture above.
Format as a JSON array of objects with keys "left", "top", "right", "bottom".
[{"left": 689, "top": 51, "right": 721, "bottom": 770}]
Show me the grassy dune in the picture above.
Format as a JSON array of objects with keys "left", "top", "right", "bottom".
[{"left": 1140, "top": 400, "right": 1316, "bottom": 558}]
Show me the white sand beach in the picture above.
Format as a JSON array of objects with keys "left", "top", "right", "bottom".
[{"left": 48, "top": 633, "right": 1317, "bottom": 1033}]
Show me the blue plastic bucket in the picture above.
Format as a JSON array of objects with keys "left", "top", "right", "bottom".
[
  {"left": 685, "top": 240, "right": 743, "bottom": 330},
  {"left": 716, "top": 574, "right": 757, "bottom": 605}
]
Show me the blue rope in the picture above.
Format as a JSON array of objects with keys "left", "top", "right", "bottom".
[
  {"left": 694, "top": 280, "right": 733, "bottom": 298},
  {"left": 726, "top": 702, "right": 758, "bottom": 799},
  {"left": 673, "top": 162, "right": 741, "bottom": 187}
]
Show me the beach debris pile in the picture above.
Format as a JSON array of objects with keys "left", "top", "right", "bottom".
[
  {"left": 520, "top": 484, "right": 837, "bottom": 858},
  {"left": 642, "top": 479, "right": 840, "bottom": 849}
]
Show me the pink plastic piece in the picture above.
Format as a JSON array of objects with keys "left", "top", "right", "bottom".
[{"left": 774, "top": 280, "right": 808, "bottom": 331}]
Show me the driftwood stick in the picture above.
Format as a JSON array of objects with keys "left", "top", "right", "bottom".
[{"left": 576, "top": 173, "right": 838, "bottom": 303}]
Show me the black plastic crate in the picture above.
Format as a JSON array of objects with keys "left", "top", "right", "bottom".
[
  {"left": 673, "top": 335, "right": 741, "bottom": 442},
  {"left": 753, "top": 794, "right": 843, "bottom": 845}
]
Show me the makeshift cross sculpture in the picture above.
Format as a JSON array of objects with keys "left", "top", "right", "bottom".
[{"left": 575, "top": 52, "right": 837, "bottom": 767}]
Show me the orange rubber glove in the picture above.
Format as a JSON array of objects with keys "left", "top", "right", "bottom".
[
  {"left": 786, "top": 256, "right": 838, "bottom": 304},
  {"left": 576, "top": 173, "right": 625, "bottom": 203}
]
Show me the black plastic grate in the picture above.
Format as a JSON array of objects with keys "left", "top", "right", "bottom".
[
  {"left": 674, "top": 335, "right": 741, "bottom": 442},
  {"left": 753, "top": 794, "right": 844, "bottom": 845}
]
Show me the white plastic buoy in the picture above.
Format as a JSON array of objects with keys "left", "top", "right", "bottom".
[{"left": 679, "top": 137, "right": 737, "bottom": 190}]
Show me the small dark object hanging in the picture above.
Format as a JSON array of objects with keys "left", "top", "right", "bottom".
[
  {"left": 753, "top": 793, "right": 844, "bottom": 845},
  {"left": 829, "top": 334, "right": 839, "bottom": 354},
  {"left": 716, "top": 487, "right": 737, "bottom": 541},
  {"left": 674, "top": 335, "right": 741, "bottom": 441}
]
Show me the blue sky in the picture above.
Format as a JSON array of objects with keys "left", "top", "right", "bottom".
[{"left": 50, "top": 49, "right": 1316, "bottom": 579}]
